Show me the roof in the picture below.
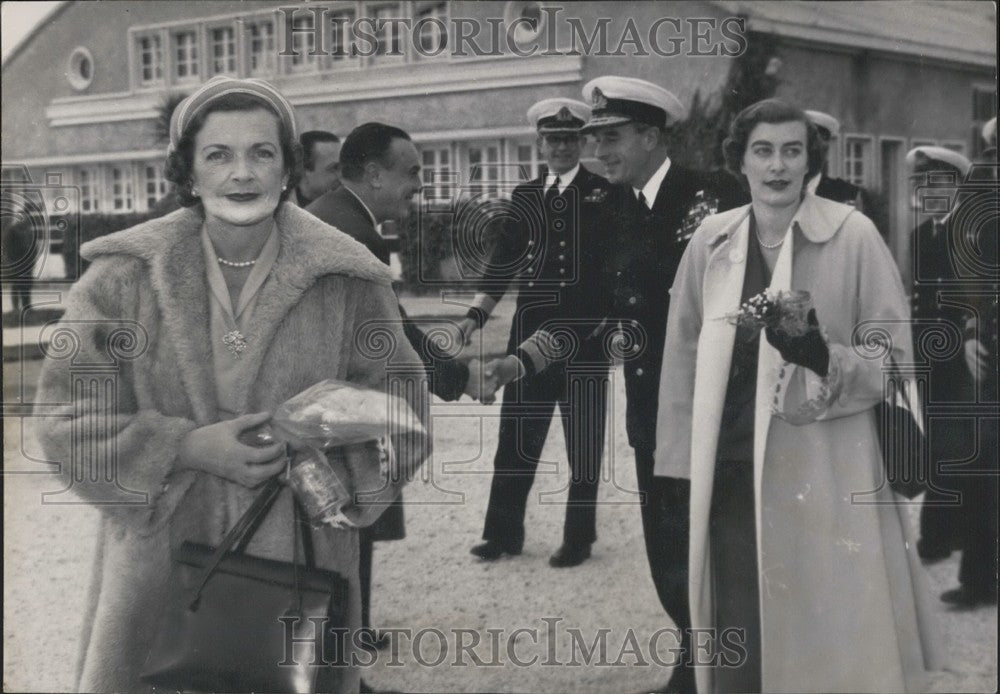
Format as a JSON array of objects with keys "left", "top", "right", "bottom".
[{"left": 714, "top": 0, "right": 996, "bottom": 67}]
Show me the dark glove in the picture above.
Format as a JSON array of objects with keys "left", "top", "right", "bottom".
[{"left": 765, "top": 308, "right": 830, "bottom": 377}]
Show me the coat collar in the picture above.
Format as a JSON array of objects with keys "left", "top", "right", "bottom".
[
  {"left": 81, "top": 203, "right": 391, "bottom": 422},
  {"left": 707, "top": 193, "right": 856, "bottom": 248}
]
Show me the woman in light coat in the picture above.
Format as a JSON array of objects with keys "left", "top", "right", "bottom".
[
  {"left": 36, "top": 77, "right": 430, "bottom": 693},
  {"left": 654, "top": 99, "right": 941, "bottom": 693}
]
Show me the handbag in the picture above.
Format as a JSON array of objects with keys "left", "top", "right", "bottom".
[
  {"left": 140, "top": 477, "right": 349, "bottom": 693},
  {"left": 875, "top": 356, "right": 929, "bottom": 499}
]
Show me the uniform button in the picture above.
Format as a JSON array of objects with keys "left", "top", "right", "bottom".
[
  {"left": 631, "top": 320, "right": 639, "bottom": 327},
  {"left": 559, "top": 281, "right": 566, "bottom": 288},
  {"left": 636, "top": 368, "right": 644, "bottom": 376},
  {"left": 629, "top": 297, "right": 637, "bottom": 305},
  {"left": 559, "top": 268, "right": 565, "bottom": 274},
  {"left": 528, "top": 240, "right": 535, "bottom": 246},
  {"left": 617, "top": 271, "right": 622, "bottom": 276},
  {"left": 560, "top": 241, "right": 566, "bottom": 247},
  {"left": 527, "top": 253, "right": 534, "bottom": 260},
  {"left": 528, "top": 267, "right": 534, "bottom": 273},
  {"left": 558, "top": 254, "right": 565, "bottom": 261},
  {"left": 528, "top": 281, "right": 534, "bottom": 287}
]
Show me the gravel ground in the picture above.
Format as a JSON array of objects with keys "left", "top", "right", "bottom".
[{"left": 3, "top": 294, "right": 997, "bottom": 693}]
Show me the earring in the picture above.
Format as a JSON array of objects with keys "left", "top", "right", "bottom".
[{"left": 191, "top": 187, "right": 199, "bottom": 197}]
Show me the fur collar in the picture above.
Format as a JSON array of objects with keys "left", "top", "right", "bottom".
[
  {"left": 705, "top": 193, "right": 857, "bottom": 249},
  {"left": 82, "top": 202, "right": 390, "bottom": 286},
  {"left": 79, "top": 203, "right": 391, "bottom": 422}
]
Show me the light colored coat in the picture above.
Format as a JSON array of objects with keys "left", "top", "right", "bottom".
[
  {"left": 654, "top": 195, "right": 942, "bottom": 693},
  {"left": 36, "top": 203, "right": 432, "bottom": 693}
]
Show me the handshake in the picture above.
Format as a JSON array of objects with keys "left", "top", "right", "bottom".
[{"left": 463, "top": 356, "right": 524, "bottom": 404}]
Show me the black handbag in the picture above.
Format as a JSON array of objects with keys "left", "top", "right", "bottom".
[
  {"left": 140, "top": 477, "right": 349, "bottom": 693},
  {"left": 875, "top": 358, "right": 930, "bottom": 499}
]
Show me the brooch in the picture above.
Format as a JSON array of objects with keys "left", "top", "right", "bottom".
[{"left": 222, "top": 329, "right": 248, "bottom": 359}]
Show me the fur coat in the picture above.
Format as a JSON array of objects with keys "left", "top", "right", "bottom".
[
  {"left": 36, "top": 203, "right": 432, "bottom": 693},
  {"left": 654, "top": 195, "right": 942, "bottom": 692}
]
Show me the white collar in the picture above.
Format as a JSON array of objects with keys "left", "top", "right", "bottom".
[
  {"left": 344, "top": 184, "right": 380, "bottom": 231},
  {"left": 545, "top": 164, "right": 579, "bottom": 194},
  {"left": 633, "top": 155, "right": 671, "bottom": 209},
  {"left": 806, "top": 172, "right": 822, "bottom": 196}
]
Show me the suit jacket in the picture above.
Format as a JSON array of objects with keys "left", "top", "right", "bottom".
[
  {"left": 467, "top": 165, "right": 615, "bottom": 374},
  {"left": 308, "top": 185, "right": 470, "bottom": 401}
]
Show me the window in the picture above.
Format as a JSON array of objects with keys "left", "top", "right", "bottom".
[
  {"left": 372, "top": 4, "right": 405, "bottom": 62},
  {"left": 290, "top": 13, "right": 318, "bottom": 71},
  {"left": 421, "top": 147, "right": 453, "bottom": 205},
  {"left": 76, "top": 168, "right": 99, "bottom": 213},
  {"left": 109, "top": 166, "right": 134, "bottom": 212},
  {"left": 510, "top": 142, "right": 541, "bottom": 182},
  {"left": 415, "top": 2, "right": 448, "bottom": 57},
  {"left": 247, "top": 20, "right": 275, "bottom": 75},
  {"left": 67, "top": 46, "right": 94, "bottom": 91},
  {"left": 210, "top": 26, "right": 237, "bottom": 76},
  {"left": 468, "top": 143, "right": 502, "bottom": 196},
  {"left": 137, "top": 34, "right": 164, "bottom": 85},
  {"left": 843, "top": 136, "right": 873, "bottom": 187},
  {"left": 173, "top": 30, "right": 199, "bottom": 81},
  {"left": 329, "top": 10, "right": 356, "bottom": 62},
  {"left": 143, "top": 164, "right": 168, "bottom": 210}
]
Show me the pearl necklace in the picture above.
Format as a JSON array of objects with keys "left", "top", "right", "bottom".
[
  {"left": 217, "top": 256, "right": 256, "bottom": 268},
  {"left": 755, "top": 227, "right": 785, "bottom": 249}
]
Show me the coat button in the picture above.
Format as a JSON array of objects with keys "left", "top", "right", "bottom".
[
  {"left": 558, "top": 254, "right": 565, "bottom": 261},
  {"left": 559, "top": 281, "right": 566, "bottom": 288},
  {"left": 528, "top": 281, "right": 534, "bottom": 287},
  {"left": 636, "top": 367, "right": 644, "bottom": 376},
  {"left": 631, "top": 320, "right": 639, "bottom": 327},
  {"left": 629, "top": 297, "right": 637, "bottom": 305},
  {"left": 559, "top": 268, "right": 566, "bottom": 274},
  {"left": 560, "top": 241, "right": 566, "bottom": 247},
  {"left": 528, "top": 240, "right": 535, "bottom": 246},
  {"left": 527, "top": 253, "right": 534, "bottom": 260},
  {"left": 617, "top": 271, "right": 622, "bottom": 276},
  {"left": 528, "top": 267, "right": 534, "bottom": 273}
]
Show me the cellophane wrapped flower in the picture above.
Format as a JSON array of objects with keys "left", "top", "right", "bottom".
[
  {"left": 241, "top": 380, "right": 425, "bottom": 526},
  {"left": 727, "top": 289, "right": 813, "bottom": 338}
]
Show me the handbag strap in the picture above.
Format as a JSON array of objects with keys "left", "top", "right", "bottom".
[{"left": 188, "top": 476, "right": 284, "bottom": 608}]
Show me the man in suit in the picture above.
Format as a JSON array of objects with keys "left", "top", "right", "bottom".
[
  {"left": 460, "top": 98, "right": 615, "bottom": 568},
  {"left": 307, "top": 123, "right": 482, "bottom": 662},
  {"left": 906, "top": 146, "right": 981, "bottom": 569},
  {"left": 944, "top": 123, "right": 999, "bottom": 608},
  {"left": 296, "top": 130, "right": 342, "bottom": 207},
  {"left": 804, "top": 110, "right": 867, "bottom": 210},
  {"left": 484, "top": 77, "right": 736, "bottom": 692}
]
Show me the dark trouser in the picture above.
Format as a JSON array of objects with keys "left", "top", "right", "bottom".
[
  {"left": 359, "top": 532, "right": 374, "bottom": 631},
  {"left": 483, "top": 365, "right": 608, "bottom": 549},
  {"left": 920, "top": 418, "right": 976, "bottom": 551},
  {"left": 958, "top": 415, "right": 999, "bottom": 594},
  {"left": 634, "top": 446, "right": 693, "bottom": 688},
  {"left": 710, "top": 460, "right": 762, "bottom": 693}
]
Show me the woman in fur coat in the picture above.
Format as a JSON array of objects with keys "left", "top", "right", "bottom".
[
  {"left": 36, "top": 77, "right": 431, "bottom": 693},
  {"left": 654, "top": 99, "right": 941, "bottom": 693}
]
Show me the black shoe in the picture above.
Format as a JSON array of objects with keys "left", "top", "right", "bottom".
[
  {"left": 359, "top": 628, "right": 391, "bottom": 652},
  {"left": 941, "top": 585, "right": 999, "bottom": 609},
  {"left": 917, "top": 538, "right": 953, "bottom": 562},
  {"left": 548, "top": 542, "right": 592, "bottom": 568},
  {"left": 470, "top": 540, "right": 521, "bottom": 561}
]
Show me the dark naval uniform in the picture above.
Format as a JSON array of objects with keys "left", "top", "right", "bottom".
[
  {"left": 470, "top": 164, "right": 615, "bottom": 551},
  {"left": 814, "top": 173, "right": 864, "bottom": 208},
  {"left": 911, "top": 212, "right": 979, "bottom": 557}
]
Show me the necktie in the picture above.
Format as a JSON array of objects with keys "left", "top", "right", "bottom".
[
  {"left": 636, "top": 191, "right": 648, "bottom": 211},
  {"left": 544, "top": 175, "right": 561, "bottom": 210}
]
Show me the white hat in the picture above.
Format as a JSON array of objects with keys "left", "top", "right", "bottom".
[
  {"left": 526, "top": 98, "right": 590, "bottom": 134},
  {"left": 906, "top": 146, "right": 972, "bottom": 177},
  {"left": 580, "top": 76, "right": 686, "bottom": 132},
  {"left": 805, "top": 110, "right": 840, "bottom": 139},
  {"left": 982, "top": 117, "right": 997, "bottom": 146}
]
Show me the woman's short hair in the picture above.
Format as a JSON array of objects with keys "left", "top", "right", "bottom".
[
  {"left": 722, "top": 98, "right": 826, "bottom": 191},
  {"left": 164, "top": 92, "right": 303, "bottom": 207}
]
